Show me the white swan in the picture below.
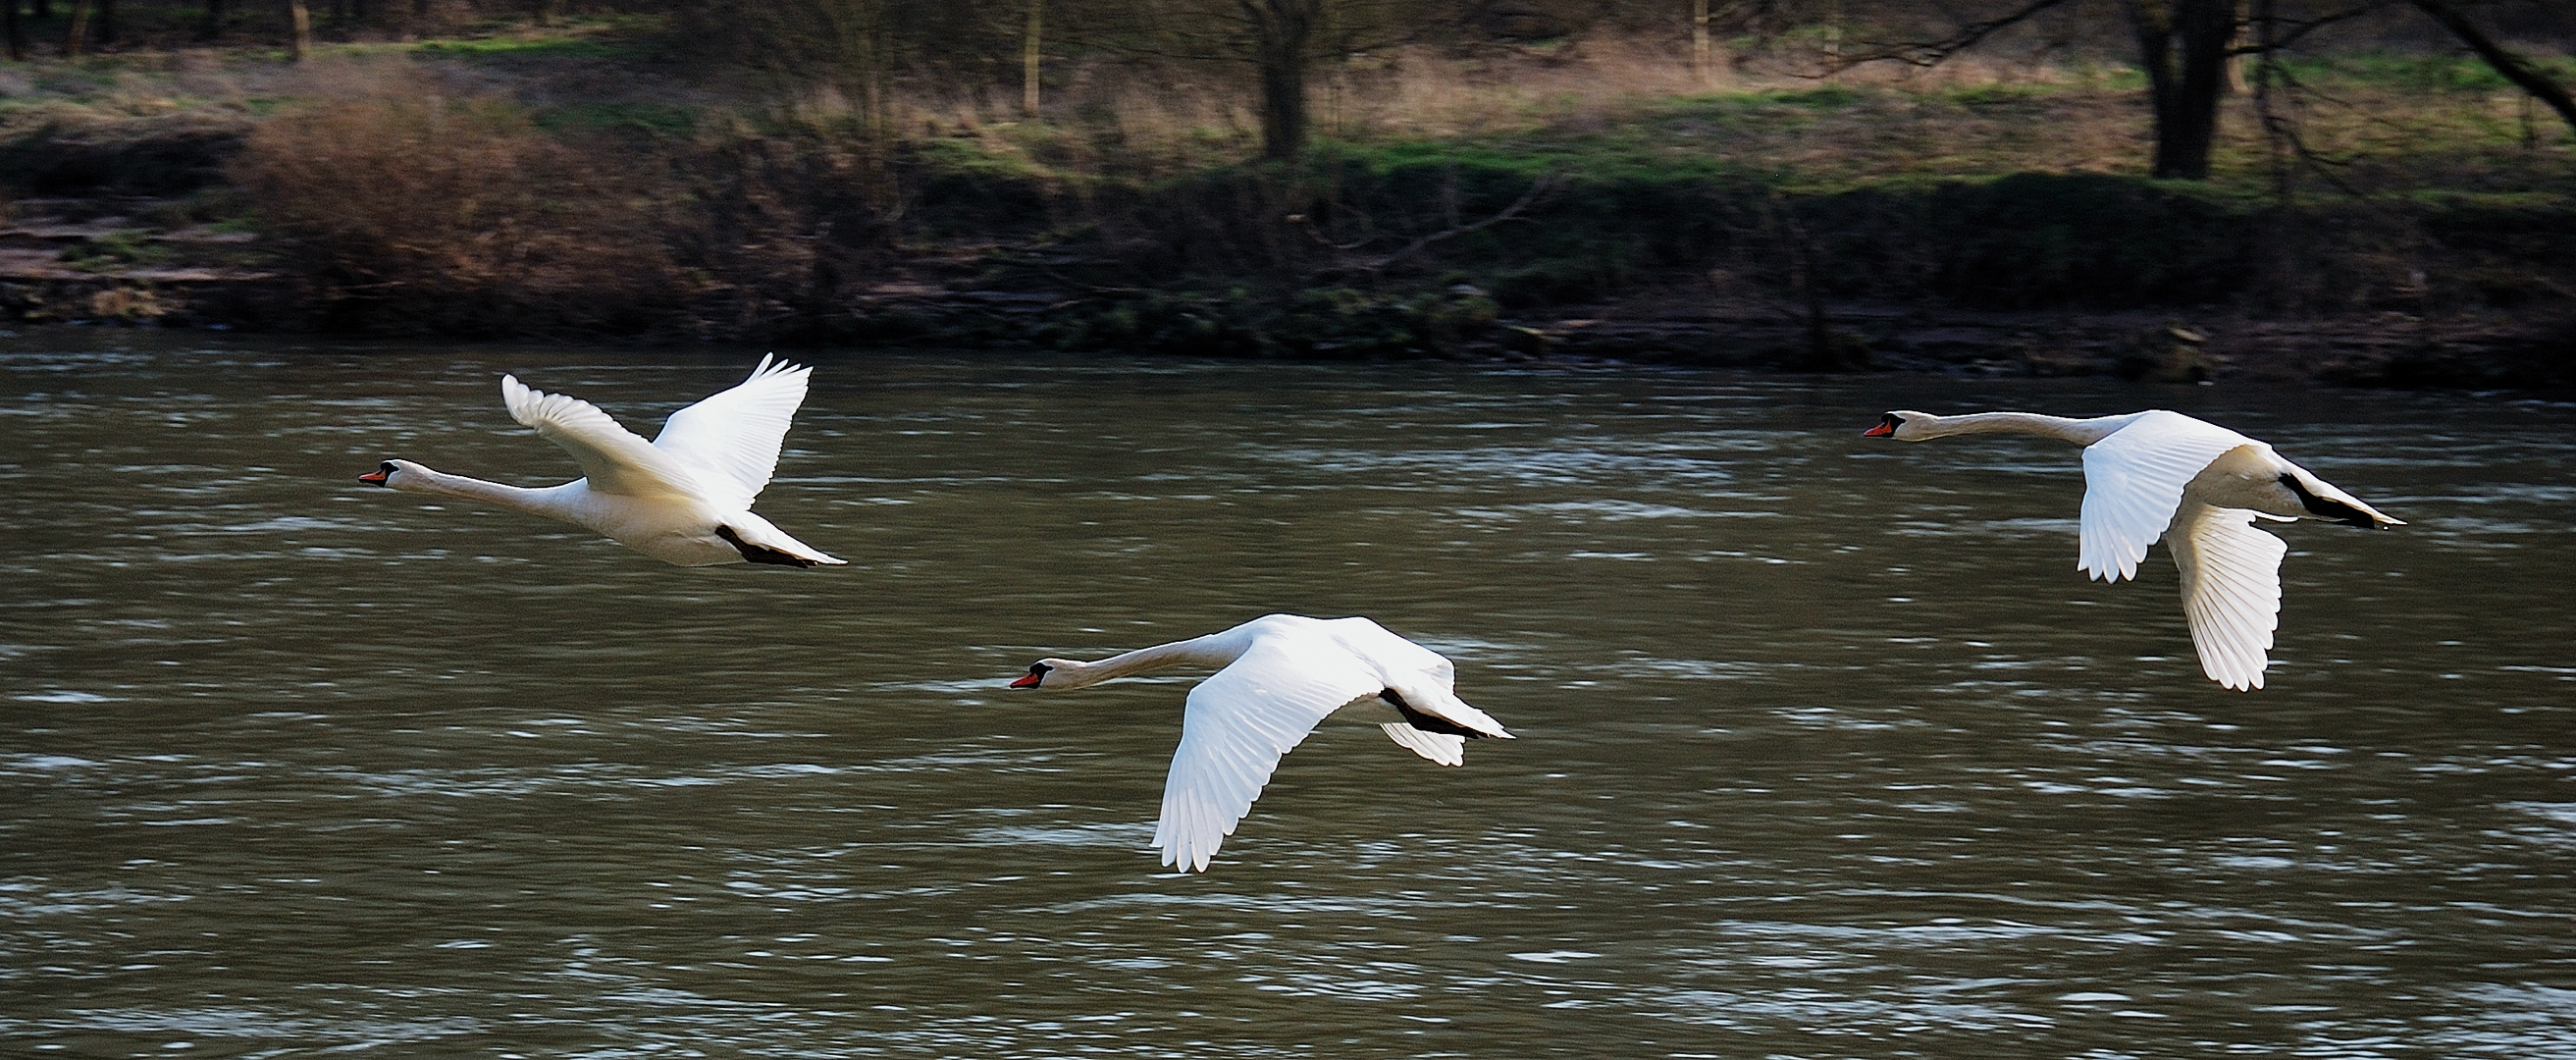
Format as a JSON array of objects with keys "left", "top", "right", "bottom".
[
  {"left": 358, "top": 356, "right": 845, "bottom": 568},
  {"left": 1865, "top": 409, "right": 2400, "bottom": 690},
  {"left": 1009, "top": 613, "right": 1514, "bottom": 873}
]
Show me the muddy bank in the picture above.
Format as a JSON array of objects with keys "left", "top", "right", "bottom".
[
  {"left": 10, "top": 225, "right": 2570, "bottom": 390},
  {"left": 793, "top": 275, "right": 2576, "bottom": 389}
]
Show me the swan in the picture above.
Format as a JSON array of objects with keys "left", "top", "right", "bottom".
[
  {"left": 1009, "top": 613, "right": 1514, "bottom": 873},
  {"left": 1864, "top": 409, "right": 2400, "bottom": 690},
  {"left": 357, "top": 355, "right": 845, "bottom": 568}
]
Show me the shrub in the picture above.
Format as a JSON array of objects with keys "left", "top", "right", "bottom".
[{"left": 230, "top": 95, "right": 680, "bottom": 334}]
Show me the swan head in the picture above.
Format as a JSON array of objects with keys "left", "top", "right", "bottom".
[
  {"left": 358, "top": 458, "right": 440, "bottom": 490},
  {"left": 1863, "top": 410, "right": 1937, "bottom": 441},
  {"left": 359, "top": 459, "right": 407, "bottom": 487},
  {"left": 1009, "top": 660, "right": 1089, "bottom": 690}
]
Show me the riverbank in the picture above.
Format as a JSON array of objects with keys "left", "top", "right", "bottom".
[{"left": 2, "top": 24, "right": 2571, "bottom": 388}]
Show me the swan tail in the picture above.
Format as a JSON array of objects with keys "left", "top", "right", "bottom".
[
  {"left": 716, "top": 512, "right": 844, "bottom": 567},
  {"left": 1380, "top": 686, "right": 1512, "bottom": 740}
]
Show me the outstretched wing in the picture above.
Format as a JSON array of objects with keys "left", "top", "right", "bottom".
[
  {"left": 2167, "top": 501, "right": 2287, "bottom": 691},
  {"left": 2077, "top": 410, "right": 2256, "bottom": 582},
  {"left": 651, "top": 355, "right": 815, "bottom": 512},
  {"left": 1378, "top": 723, "right": 1466, "bottom": 767},
  {"left": 1157, "top": 632, "right": 1384, "bottom": 874},
  {"left": 500, "top": 374, "right": 702, "bottom": 499}
]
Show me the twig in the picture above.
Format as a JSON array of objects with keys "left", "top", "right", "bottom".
[
  {"left": 1355, "top": 173, "right": 1566, "bottom": 274},
  {"left": 1826, "top": 0, "right": 2082, "bottom": 73},
  {"left": 2229, "top": 1, "right": 2392, "bottom": 56},
  {"left": 1289, "top": 211, "right": 1383, "bottom": 251}
]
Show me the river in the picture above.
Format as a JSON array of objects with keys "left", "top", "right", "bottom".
[{"left": 3, "top": 331, "right": 2572, "bottom": 1058}]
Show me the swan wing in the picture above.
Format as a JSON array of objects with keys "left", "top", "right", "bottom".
[
  {"left": 652, "top": 355, "right": 815, "bottom": 511},
  {"left": 500, "top": 374, "right": 702, "bottom": 499},
  {"left": 2077, "top": 411, "right": 2255, "bottom": 582},
  {"left": 1379, "top": 723, "right": 1466, "bottom": 767},
  {"left": 1156, "top": 631, "right": 1386, "bottom": 874},
  {"left": 2167, "top": 501, "right": 2287, "bottom": 691}
]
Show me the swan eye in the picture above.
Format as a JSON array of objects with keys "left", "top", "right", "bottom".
[{"left": 379, "top": 461, "right": 397, "bottom": 474}]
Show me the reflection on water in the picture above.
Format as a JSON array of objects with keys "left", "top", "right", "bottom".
[{"left": 2, "top": 330, "right": 2572, "bottom": 1058}]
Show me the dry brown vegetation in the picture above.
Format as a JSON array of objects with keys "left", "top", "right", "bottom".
[{"left": 233, "top": 91, "right": 677, "bottom": 333}]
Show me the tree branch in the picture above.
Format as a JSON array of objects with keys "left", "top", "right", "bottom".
[
  {"left": 1829, "top": 0, "right": 2084, "bottom": 71},
  {"left": 2405, "top": 0, "right": 2576, "bottom": 135},
  {"left": 2229, "top": 1, "right": 2392, "bottom": 56},
  {"left": 1358, "top": 173, "right": 1565, "bottom": 274}
]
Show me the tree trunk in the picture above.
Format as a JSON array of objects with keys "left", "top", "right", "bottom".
[
  {"left": 1022, "top": 0, "right": 1041, "bottom": 119},
  {"left": 1692, "top": 0, "right": 1713, "bottom": 90},
  {"left": 1243, "top": 0, "right": 1316, "bottom": 161},
  {"left": 95, "top": 0, "right": 110, "bottom": 43},
  {"left": 199, "top": 0, "right": 226, "bottom": 41},
  {"left": 286, "top": 0, "right": 310, "bottom": 60},
  {"left": 4, "top": 0, "right": 24, "bottom": 62},
  {"left": 32, "top": 0, "right": 46, "bottom": 22},
  {"left": 63, "top": 0, "right": 87, "bottom": 55},
  {"left": 2125, "top": 0, "right": 2235, "bottom": 179}
]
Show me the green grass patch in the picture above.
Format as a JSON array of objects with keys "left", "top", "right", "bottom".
[
  {"left": 2276, "top": 51, "right": 2576, "bottom": 93},
  {"left": 412, "top": 34, "right": 644, "bottom": 61}
]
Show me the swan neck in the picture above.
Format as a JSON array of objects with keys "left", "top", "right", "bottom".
[
  {"left": 1062, "top": 634, "right": 1240, "bottom": 687},
  {"left": 394, "top": 466, "right": 565, "bottom": 517},
  {"left": 1915, "top": 411, "right": 2126, "bottom": 445}
]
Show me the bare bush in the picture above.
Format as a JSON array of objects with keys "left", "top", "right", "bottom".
[{"left": 230, "top": 91, "right": 680, "bottom": 334}]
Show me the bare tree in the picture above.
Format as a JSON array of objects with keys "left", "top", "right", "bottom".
[
  {"left": 2127, "top": 0, "right": 2236, "bottom": 178},
  {"left": 1108, "top": 0, "right": 1428, "bottom": 160},
  {"left": 1838, "top": 0, "right": 2325, "bottom": 178},
  {"left": 1693, "top": 0, "right": 1717, "bottom": 88},
  {"left": 1024, "top": 0, "right": 1044, "bottom": 118},
  {"left": 288, "top": 0, "right": 312, "bottom": 59},
  {"left": 1244, "top": 0, "right": 1321, "bottom": 159},
  {"left": 64, "top": 0, "right": 88, "bottom": 55}
]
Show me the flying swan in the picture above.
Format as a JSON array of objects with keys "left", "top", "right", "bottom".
[
  {"left": 1865, "top": 409, "right": 2400, "bottom": 690},
  {"left": 358, "top": 356, "right": 844, "bottom": 567},
  {"left": 1010, "top": 613, "right": 1513, "bottom": 872}
]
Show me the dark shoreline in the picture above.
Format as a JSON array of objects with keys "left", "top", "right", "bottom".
[
  {"left": 4, "top": 140, "right": 2569, "bottom": 391},
  {"left": 8, "top": 266, "right": 2568, "bottom": 393}
]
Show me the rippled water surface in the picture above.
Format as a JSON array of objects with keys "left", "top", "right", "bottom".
[{"left": 4, "top": 332, "right": 2573, "bottom": 1058}]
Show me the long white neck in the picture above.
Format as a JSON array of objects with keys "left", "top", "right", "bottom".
[
  {"left": 1903, "top": 411, "right": 2142, "bottom": 446},
  {"left": 391, "top": 464, "right": 576, "bottom": 519},
  {"left": 1046, "top": 632, "right": 1246, "bottom": 690}
]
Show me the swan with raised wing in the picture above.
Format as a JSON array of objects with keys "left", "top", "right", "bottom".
[
  {"left": 1864, "top": 409, "right": 2400, "bottom": 690},
  {"left": 1010, "top": 613, "right": 1513, "bottom": 873},
  {"left": 358, "top": 356, "right": 844, "bottom": 568}
]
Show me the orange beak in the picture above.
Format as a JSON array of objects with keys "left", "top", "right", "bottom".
[
  {"left": 358, "top": 469, "right": 390, "bottom": 485},
  {"left": 1862, "top": 422, "right": 1895, "bottom": 437},
  {"left": 1009, "top": 672, "right": 1043, "bottom": 689}
]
